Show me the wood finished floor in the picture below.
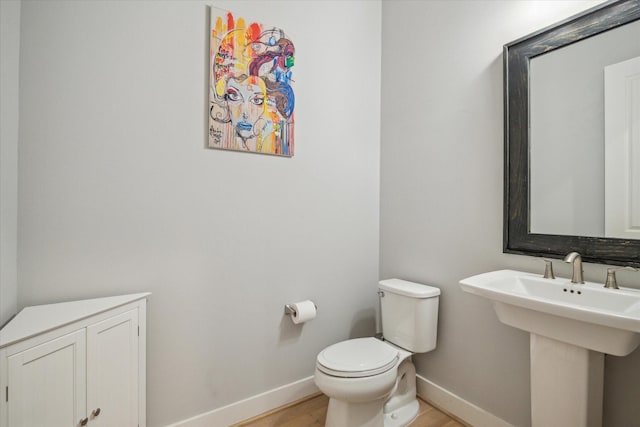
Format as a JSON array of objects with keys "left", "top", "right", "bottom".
[{"left": 232, "top": 394, "right": 467, "bottom": 427}]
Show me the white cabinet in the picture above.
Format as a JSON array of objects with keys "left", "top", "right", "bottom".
[
  {"left": 7, "top": 330, "right": 87, "bottom": 426},
  {"left": 0, "top": 293, "right": 149, "bottom": 427}
]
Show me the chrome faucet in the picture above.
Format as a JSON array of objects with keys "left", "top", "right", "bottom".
[{"left": 563, "top": 252, "right": 584, "bottom": 284}]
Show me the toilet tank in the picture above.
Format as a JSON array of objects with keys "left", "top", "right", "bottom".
[{"left": 378, "top": 279, "right": 440, "bottom": 353}]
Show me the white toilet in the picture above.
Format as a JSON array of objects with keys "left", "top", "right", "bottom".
[{"left": 314, "top": 279, "right": 440, "bottom": 427}]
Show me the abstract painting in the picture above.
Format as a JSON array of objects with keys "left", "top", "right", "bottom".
[{"left": 208, "top": 8, "right": 295, "bottom": 156}]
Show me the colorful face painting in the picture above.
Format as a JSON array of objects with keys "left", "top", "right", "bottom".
[{"left": 209, "top": 8, "right": 295, "bottom": 157}]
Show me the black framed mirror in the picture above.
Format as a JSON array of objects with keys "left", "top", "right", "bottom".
[{"left": 504, "top": 0, "right": 640, "bottom": 267}]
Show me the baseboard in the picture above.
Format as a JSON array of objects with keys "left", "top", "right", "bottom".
[
  {"left": 416, "top": 374, "right": 513, "bottom": 427},
  {"left": 168, "top": 376, "right": 320, "bottom": 427},
  {"left": 169, "top": 373, "right": 510, "bottom": 427}
]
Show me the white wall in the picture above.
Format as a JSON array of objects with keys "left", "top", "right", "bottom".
[
  {"left": 16, "top": 1, "right": 381, "bottom": 425},
  {"left": 0, "top": 0, "right": 20, "bottom": 327},
  {"left": 380, "top": 2, "right": 640, "bottom": 427}
]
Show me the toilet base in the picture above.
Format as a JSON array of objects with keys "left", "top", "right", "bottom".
[
  {"left": 325, "top": 396, "right": 419, "bottom": 427},
  {"left": 383, "top": 399, "right": 419, "bottom": 427},
  {"left": 326, "top": 397, "right": 386, "bottom": 427},
  {"left": 383, "top": 359, "right": 419, "bottom": 427}
]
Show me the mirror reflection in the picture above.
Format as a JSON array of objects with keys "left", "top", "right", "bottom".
[{"left": 529, "top": 20, "right": 640, "bottom": 238}]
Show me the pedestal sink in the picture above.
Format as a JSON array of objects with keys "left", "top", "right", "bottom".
[{"left": 460, "top": 270, "right": 640, "bottom": 427}]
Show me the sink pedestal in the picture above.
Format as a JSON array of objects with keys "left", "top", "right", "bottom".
[
  {"left": 460, "top": 270, "right": 640, "bottom": 427},
  {"left": 530, "top": 334, "right": 603, "bottom": 427}
]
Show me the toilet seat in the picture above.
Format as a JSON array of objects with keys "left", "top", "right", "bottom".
[{"left": 316, "top": 337, "right": 399, "bottom": 378}]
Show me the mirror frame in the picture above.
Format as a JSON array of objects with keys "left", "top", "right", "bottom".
[{"left": 504, "top": 0, "right": 640, "bottom": 267}]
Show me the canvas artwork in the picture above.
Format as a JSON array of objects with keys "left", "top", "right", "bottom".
[{"left": 208, "top": 8, "right": 295, "bottom": 156}]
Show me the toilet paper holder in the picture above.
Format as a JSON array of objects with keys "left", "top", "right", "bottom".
[{"left": 284, "top": 303, "right": 317, "bottom": 316}]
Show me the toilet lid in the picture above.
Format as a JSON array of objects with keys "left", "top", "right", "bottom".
[{"left": 316, "top": 337, "right": 399, "bottom": 378}]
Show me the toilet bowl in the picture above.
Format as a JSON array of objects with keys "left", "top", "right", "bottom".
[
  {"left": 314, "top": 279, "right": 440, "bottom": 427},
  {"left": 315, "top": 337, "right": 417, "bottom": 427}
]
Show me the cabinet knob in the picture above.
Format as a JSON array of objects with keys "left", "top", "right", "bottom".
[
  {"left": 92, "top": 407, "right": 101, "bottom": 417},
  {"left": 79, "top": 417, "right": 88, "bottom": 426}
]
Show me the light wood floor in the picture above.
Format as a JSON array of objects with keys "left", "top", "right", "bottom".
[{"left": 232, "top": 393, "right": 468, "bottom": 427}]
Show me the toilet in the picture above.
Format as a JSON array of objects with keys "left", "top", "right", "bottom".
[{"left": 314, "top": 278, "right": 440, "bottom": 427}]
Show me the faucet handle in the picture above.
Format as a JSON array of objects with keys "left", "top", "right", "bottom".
[
  {"left": 604, "top": 266, "right": 638, "bottom": 289},
  {"left": 542, "top": 258, "right": 555, "bottom": 279}
]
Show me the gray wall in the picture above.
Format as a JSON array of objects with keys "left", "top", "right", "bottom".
[
  {"left": 380, "top": 1, "right": 640, "bottom": 426},
  {"left": 0, "top": 0, "right": 20, "bottom": 327},
  {"left": 6, "top": 1, "right": 640, "bottom": 427},
  {"left": 15, "top": 1, "right": 380, "bottom": 425}
]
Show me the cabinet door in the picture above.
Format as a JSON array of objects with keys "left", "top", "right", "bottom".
[
  {"left": 86, "top": 309, "right": 139, "bottom": 427},
  {"left": 7, "top": 330, "right": 86, "bottom": 427}
]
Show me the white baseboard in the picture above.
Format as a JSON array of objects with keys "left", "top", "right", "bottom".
[
  {"left": 168, "top": 376, "right": 319, "bottom": 427},
  {"left": 169, "top": 373, "right": 510, "bottom": 427},
  {"left": 416, "top": 374, "right": 513, "bottom": 427}
]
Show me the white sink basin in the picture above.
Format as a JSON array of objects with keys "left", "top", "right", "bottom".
[{"left": 460, "top": 269, "right": 640, "bottom": 356}]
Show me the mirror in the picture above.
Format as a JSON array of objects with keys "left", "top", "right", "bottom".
[{"left": 504, "top": 0, "right": 640, "bottom": 267}]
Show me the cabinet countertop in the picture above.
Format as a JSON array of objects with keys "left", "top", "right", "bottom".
[{"left": 0, "top": 293, "right": 150, "bottom": 349}]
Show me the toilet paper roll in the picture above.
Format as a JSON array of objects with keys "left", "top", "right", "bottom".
[{"left": 290, "top": 300, "right": 317, "bottom": 324}]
